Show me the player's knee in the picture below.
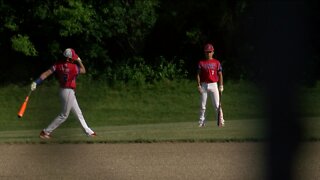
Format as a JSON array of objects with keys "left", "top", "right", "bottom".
[{"left": 59, "top": 113, "right": 69, "bottom": 119}]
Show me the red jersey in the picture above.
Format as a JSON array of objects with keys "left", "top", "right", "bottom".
[
  {"left": 198, "top": 58, "right": 222, "bottom": 83},
  {"left": 51, "top": 61, "right": 80, "bottom": 89}
]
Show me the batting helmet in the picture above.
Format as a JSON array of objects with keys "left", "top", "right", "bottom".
[
  {"left": 63, "top": 48, "right": 79, "bottom": 60},
  {"left": 204, "top": 43, "right": 214, "bottom": 52}
]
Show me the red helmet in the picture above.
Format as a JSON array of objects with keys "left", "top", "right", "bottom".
[{"left": 204, "top": 43, "right": 214, "bottom": 52}]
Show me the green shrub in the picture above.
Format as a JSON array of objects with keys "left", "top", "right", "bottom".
[{"left": 97, "top": 56, "right": 188, "bottom": 86}]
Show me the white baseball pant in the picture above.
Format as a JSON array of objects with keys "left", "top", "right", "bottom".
[
  {"left": 199, "top": 82, "right": 224, "bottom": 124},
  {"left": 43, "top": 88, "right": 94, "bottom": 135}
]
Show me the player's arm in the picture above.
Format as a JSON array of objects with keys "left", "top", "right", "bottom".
[
  {"left": 31, "top": 69, "right": 54, "bottom": 91},
  {"left": 39, "top": 69, "right": 54, "bottom": 81},
  {"left": 196, "top": 72, "right": 201, "bottom": 87},
  {"left": 196, "top": 69, "right": 202, "bottom": 93},
  {"left": 76, "top": 57, "right": 86, "bottom": 74},
  {"left": 218, "top": 62, "right": 224, "bottom": 92},
  {"left": 218, "top": 71, "right": 224, "bottom": 92}
]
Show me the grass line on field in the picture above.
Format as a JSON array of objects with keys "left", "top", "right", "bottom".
[{"left": 0, "top": 120, "right": 267, "bottom": 144}]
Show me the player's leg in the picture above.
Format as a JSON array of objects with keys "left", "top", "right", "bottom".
[
  {"left": 208, "top": 83, "right": 219, "bottom": 109},
  {"left": 71, "top": 97, "right": 95, "bottom": 136},
  {"left": 209, "top": 84, "right": 224, "bottom": 126},
  {"left": 43, "top": 89, "right": 73, "bottom": 134},
  {"left": 199, "top": 84, "right": 208, "bottom": 127}
]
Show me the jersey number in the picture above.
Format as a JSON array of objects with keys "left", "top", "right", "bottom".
[
  {"left": 63, "top": 74, "right": 69, "bottom": 83},
  {"left": 210, "top": 70, "right": 214, "bottom": 76}
]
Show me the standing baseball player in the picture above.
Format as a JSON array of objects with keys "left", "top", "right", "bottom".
[
  {"left": 197, "top": 43, "right": 224, "bottom": 127},
  {"left": 31, "top": 48, "right": 96, "bottom": 139}
]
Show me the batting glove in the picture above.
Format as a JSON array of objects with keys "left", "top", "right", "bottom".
[
  {"left": 219, "top": 85, "right": 224, "bottom": 92},
  {"left": 31, "top": 82, "right": 37, "bottom": 91}
]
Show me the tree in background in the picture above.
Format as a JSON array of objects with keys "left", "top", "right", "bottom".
[
  {"left": 0, "top": 0, "right": 158, "bottom": 83},
  {"left": 0, "top": 0, "right": 318, "bottom": 84}
]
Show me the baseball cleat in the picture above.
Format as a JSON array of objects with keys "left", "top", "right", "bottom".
[
  {"left": 198, "top": 122, "right": 205, "bottom": 127},
  {"left": 218, "top": 121, "right": 225, "bottom": 127},
  {"left": 88, "top": 132, "right": 97, "bottom": 137},
  {"left": 39, "top": 130, "right": 51, "bottom": 139}
]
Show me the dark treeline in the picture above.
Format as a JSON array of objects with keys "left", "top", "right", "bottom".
[{"left": 0, "top": 0, "right": 318, "bottom": 85}]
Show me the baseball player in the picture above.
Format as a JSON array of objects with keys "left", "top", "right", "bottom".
[
  {"left": 197, "top": 43, "right": 224, "bottom": 127},
  {"left": 31, "top": 48, "right": 96, "bottom": 139}
]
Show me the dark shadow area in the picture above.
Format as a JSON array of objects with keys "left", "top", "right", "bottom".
[{"left": 251, "top": 1, "right": 316, "bottom": 179}]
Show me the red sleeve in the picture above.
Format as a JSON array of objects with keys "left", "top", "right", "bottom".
[{"left": 50, "top": 64, "right": 57, "bottom": 72}]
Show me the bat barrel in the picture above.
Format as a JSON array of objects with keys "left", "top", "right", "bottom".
[{"left": 17, "top": 96, "right": 29, "bottom": 118}]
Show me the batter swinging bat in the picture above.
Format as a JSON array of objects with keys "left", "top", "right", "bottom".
[
  {"left": 17, "top": 90, "right": 32, "bottom": 118},
  {"left": 217, "top": 91, "right": 223, "bottom": 127}
]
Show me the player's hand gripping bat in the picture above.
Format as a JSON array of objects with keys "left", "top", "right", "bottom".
[{"left": 17, "top": 90, "right": 32, "bottom": 118}]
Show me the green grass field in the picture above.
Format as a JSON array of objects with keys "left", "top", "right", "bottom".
[
  {"left": 0, "top": 120, "right": 267, "bottom": 144},
  {"left": 0, "top": 79, "right": 319, "bottom": 143}
]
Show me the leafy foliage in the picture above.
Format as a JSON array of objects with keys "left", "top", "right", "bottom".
[
  {"left": 11, "top": 34, "right": 38, "bottom": 56},
  {"left": 53, "top": 0, "right": 96, "bottom": 37},
  {"left": 103, "top": 56, "right": 188, "bottom": 86},
  {"left": 0, "top": 0, "right": 317, "bottom": 85}
]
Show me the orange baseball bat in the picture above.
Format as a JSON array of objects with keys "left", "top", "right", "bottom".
[{"left": 17, "top": 90, "right": 32, "bottom": 118}]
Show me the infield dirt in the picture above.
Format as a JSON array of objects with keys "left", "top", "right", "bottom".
[{"left": 0, "top": 142, "right": 317, "bottom": 180}]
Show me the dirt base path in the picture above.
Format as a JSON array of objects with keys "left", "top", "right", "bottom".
[{"left": 0, "top": 143, "right": 266, "bottom": 180}]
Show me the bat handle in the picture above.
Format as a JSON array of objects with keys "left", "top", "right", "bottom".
[
  {"left": 219, "top": 91, "right": 222, "bottom": 104},
  {"left": 28, "top": 90, "right": 32, "bottom": 97}
]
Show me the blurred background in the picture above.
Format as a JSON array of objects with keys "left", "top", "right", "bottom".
[{"left": 0, "top": 0, "right": 318, "bottom": 86}]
